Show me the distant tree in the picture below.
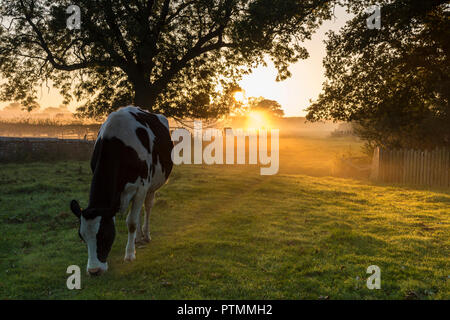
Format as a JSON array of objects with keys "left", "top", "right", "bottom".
[
  {"left": 306, "top": 0, "right": 449, "bottom": 150},
  {"left": 248, "top": 97, "right": 284, "bottom": 117},
  {"left": 2, "top": 102, "right": 22, "bottom": 111},
  {"left": 0, "top": 0, "right": 335, "bottom": 119},
  {"left": 42, "top": 105, "right": 71, "bottom": 114}
]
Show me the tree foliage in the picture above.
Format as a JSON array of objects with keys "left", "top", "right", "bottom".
[
  {"left": 247, "top": 97, "right": 284, "bottom": 117},
  {"left": 306, "top": 0, "right": 450, "bottom": 150},
  {"left": 0, "top": 0, "right": 334, "bottom": 119}
]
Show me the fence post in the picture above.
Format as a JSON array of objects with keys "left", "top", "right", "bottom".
[
  {"left": 379, "top": 148, "right": 384, "bottom": 181},
  {"left": 440, "top": 148, "right": 445, "bottom": 187},
  {"left": 393, "top": 149, "right": 397, "bottom": 183},
  {"left": 415, "top": 150, "right": 420, "bottom": 185},
  {"left": 439, "top": 148, "right": 444, "bottom": 187},
  {"left": 444, "top": 148, "right": 448, "bottom": 188},
  {"left": 433, "top": 148, "right": 437, "bottom": 187},
  {"left": 408, "top": 149, "right": 413, "bottom": 184},
  {"left": 404, "top": 149, "right": 408, "bottom": 184},
  {"left": 370, "top": 147, "right": 380, "bottom": 181},
  {"left": 386, "top": 148, "right": 390, "bottom": 182},
  {"left": 445, "top": 148, "right": 449, "bottom": 187}
]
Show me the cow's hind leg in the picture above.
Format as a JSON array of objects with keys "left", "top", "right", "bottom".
[
  {"left": 135, "top": 206, "right": 145, "bottom": 244},
  {"left": 124, "top": 191, "right": 146, "bottom": 262},
  {"left": 142, "top": 191, "right": 155, "bottom": 243}
]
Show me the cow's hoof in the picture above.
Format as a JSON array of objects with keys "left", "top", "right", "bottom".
[
  {"left": 142, "top": 235, "right": 151, "bottom": 243},
  {"left": 136, "top": 239, "right": 150, "bottom": 246},
  {"left": 124, "top": 253, "right": 136, "bottom": 262}
]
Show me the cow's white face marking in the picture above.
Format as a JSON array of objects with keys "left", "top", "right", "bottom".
[{"left": 80, "top": 216, "right": 108, "bottom": 273}]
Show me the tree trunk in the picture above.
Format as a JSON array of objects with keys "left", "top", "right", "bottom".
[
  {"left": 133, "top": 81, "right": 157, "bottom": 111},
  {"left": 129, "top": 67, "right": 157, "bottom": 111}
]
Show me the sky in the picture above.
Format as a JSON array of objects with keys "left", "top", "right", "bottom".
[
  {"left": 239, "top": 6, "right": 352, "bottom": 117},
  {"left": 0, "top": 6, "right": 352, "bottom": 118}
]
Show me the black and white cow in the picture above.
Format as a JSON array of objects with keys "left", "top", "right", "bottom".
[{"left": 70, "top": 106, "right": 173, "bottom": 275}]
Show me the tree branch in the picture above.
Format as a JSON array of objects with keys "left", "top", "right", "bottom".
[
  {"left": 18, "top": 0, "right": 117, "bottom": 71},
  {"left": 150, "top": 1, "right": 235, "bottom": 96},
  {"left": 146, "top": 0, "right": 156, "bottom": 17},
  {"left": 82, "top": 15, "right": 128, "bottom": 67},
  {"left": 104, "top": 0, "right": 135, "bottom": 63},
  {"left": 152, "top": 38, "right": 235, "bottom": 95},
  {"left": 153, "top": 0, "right": 171, "bottom": 41},
  {"left": 166, "top": 0, "right": 196, "bottom": 24}
]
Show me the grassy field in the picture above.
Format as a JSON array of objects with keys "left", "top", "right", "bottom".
[{"left": 0, "top": 136, "right": 449, "bottom": 299}]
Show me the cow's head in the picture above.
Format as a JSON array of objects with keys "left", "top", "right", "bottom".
[{"left": 70, "top": 200, "right": 116, "bottom": 275}]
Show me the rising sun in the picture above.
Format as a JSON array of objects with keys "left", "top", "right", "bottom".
[
  {"left": 246, "top": 111, "right": 272, "bottom": 129},
  {"left": 233, "top": 91, "right": 246, "bottom": 104}
]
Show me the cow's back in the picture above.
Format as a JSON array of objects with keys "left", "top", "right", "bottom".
[{"left": 88, "top": 106, "right": 173, "bottom": 210}]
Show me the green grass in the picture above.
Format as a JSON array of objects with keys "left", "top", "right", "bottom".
[{"left": 0, "top": 136, "right": 449, "bottom": 300}]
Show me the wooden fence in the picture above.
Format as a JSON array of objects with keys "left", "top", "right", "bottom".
[{"left": 370, "top": 147, "right": 450, "bottom": 187}]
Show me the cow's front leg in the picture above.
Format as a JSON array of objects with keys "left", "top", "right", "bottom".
[{"left": 125, "top": 193, "right": 145, "bottom": 262}]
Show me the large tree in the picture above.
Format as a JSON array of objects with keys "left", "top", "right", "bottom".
[
  {"left": 306, "top": 0, "right": 449, "bottom": 150},
  {"left": 0, "top": 0, "right": 334, "bottom": 119}
]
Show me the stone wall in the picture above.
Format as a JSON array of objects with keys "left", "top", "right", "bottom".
[{"left": 0, "top": 137, "right": 95, "bottom": 162}]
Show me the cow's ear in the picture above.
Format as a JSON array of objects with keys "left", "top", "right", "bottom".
[{"left": 70, "top": 200, "right": 82, "bottom": 218}]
